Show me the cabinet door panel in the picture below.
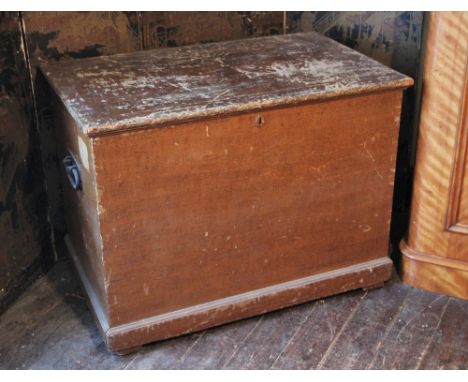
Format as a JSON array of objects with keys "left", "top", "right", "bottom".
[{"left": 447, "top": 78, "right": 468, "bottom": 232}]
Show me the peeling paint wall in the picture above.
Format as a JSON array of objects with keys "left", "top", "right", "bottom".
[
  {"left": 0, "top": 12, "right": 52, "bottom": 312},
  {"left": 22, "top": 12, "right": 141, "bottom": 72},
  {"left": 139, "top": 12, "right": 284, "bottom": 48},
  {"left": 0, "top": 11, "right": 424, "bottom": 311},
  {"left": 287, "top": 12, "right": 423, "bottom": 77}
]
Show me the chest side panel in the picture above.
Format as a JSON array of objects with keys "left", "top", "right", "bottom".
[
  {"left": 53, "top": 95, "right": 109, "bottom": 325},
  {"left": 93, "top": 90, "right": 403, "bottom": 325}
]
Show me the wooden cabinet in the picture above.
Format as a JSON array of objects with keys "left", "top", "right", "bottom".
[
  {"left": 401, "top": 12, "right": 468, "bottom": 299},
  {"left": 41, "top": 32, "right": 412, "bottom": 353}
]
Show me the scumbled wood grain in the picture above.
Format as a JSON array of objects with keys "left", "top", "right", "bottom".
[
  {"left": 40, "top": 31, "right": 412, "bottom": 136},
  {"left": 92, "top": 91, "right": 402, "bottom": 329},
  {"left": 76, "top": 85, "right": 400, "bottom": 351}
]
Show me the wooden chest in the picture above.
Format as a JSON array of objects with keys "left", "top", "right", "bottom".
[{"left": 40, "top": 32, "right": 413, "bottom": 354}]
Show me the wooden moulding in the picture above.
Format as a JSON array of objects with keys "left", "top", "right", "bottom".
[
  {"left": 67, "top": 235, "right": 392, "bottom": 353},
  {"left": 400, "top": 241, "right": 468, "bottom": 299}
]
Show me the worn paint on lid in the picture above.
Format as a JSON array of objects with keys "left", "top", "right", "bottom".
[{"left": 40, "top": 32, "right": 413, "bottom": 137}]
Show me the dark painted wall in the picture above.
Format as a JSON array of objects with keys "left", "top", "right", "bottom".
[
  {"left": 287, "top": 12, "right": 423, "bottom": 76},
  {"left": 0, "top": 12, "right": 52, "bottom": 312},
  {"left": 0, "top": 11, "right": 424, "bottom": 311}
]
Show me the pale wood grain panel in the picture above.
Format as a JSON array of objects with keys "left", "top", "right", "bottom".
[
  {"left": 401, "top": 12, "right": 468, "bottom": 299},
  {"left": 407, "top": 12, "right": 468, "bottom": 258},
  {"left": 450, "top": 80, "right": 468, "bottom": 229}
]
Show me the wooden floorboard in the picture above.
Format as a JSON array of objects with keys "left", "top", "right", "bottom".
[
  {"left": 124, "top": 331, "right": 204, "bottom": 370},
  {"left": 368, "top": 288, "right": 450, "bottom": 369},
  {"left": 155, "top": 316, "right": 262, "bottom": 369},
  {"left": 220, "top": 302, "right": 314, "bottom": 369},
  {"left": 271, "top": 289, "right": 366, "bottom": 369},
  {"left": 315, "top": 280, "right": 411, "bottom": 369},
  {"left": 417, "top": 298, "right": 468, "bottom": 370},
  {"left": 0, "top": 259, "right": 467, "bottom": 370}
]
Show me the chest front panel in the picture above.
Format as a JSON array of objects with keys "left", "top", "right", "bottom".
[{"left": 92, "top": 90, "right": 402, "bottom": 325}]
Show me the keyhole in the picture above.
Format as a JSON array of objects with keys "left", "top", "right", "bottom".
[{"left": 255, "top": 115, "right": 265, "bottom": 126}]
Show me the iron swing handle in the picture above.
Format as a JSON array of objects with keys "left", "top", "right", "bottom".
[{"left": 63, "top": 152, "right": 82, "bottom": 191}]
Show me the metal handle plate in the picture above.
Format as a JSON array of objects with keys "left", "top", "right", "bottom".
[{"left": 63, "top": 152, "right": 81, "bottom": 191}]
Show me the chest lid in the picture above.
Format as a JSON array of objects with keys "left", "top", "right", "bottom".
[{"left": 40, "top": 32, "right": 413, "bottom": 137}]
